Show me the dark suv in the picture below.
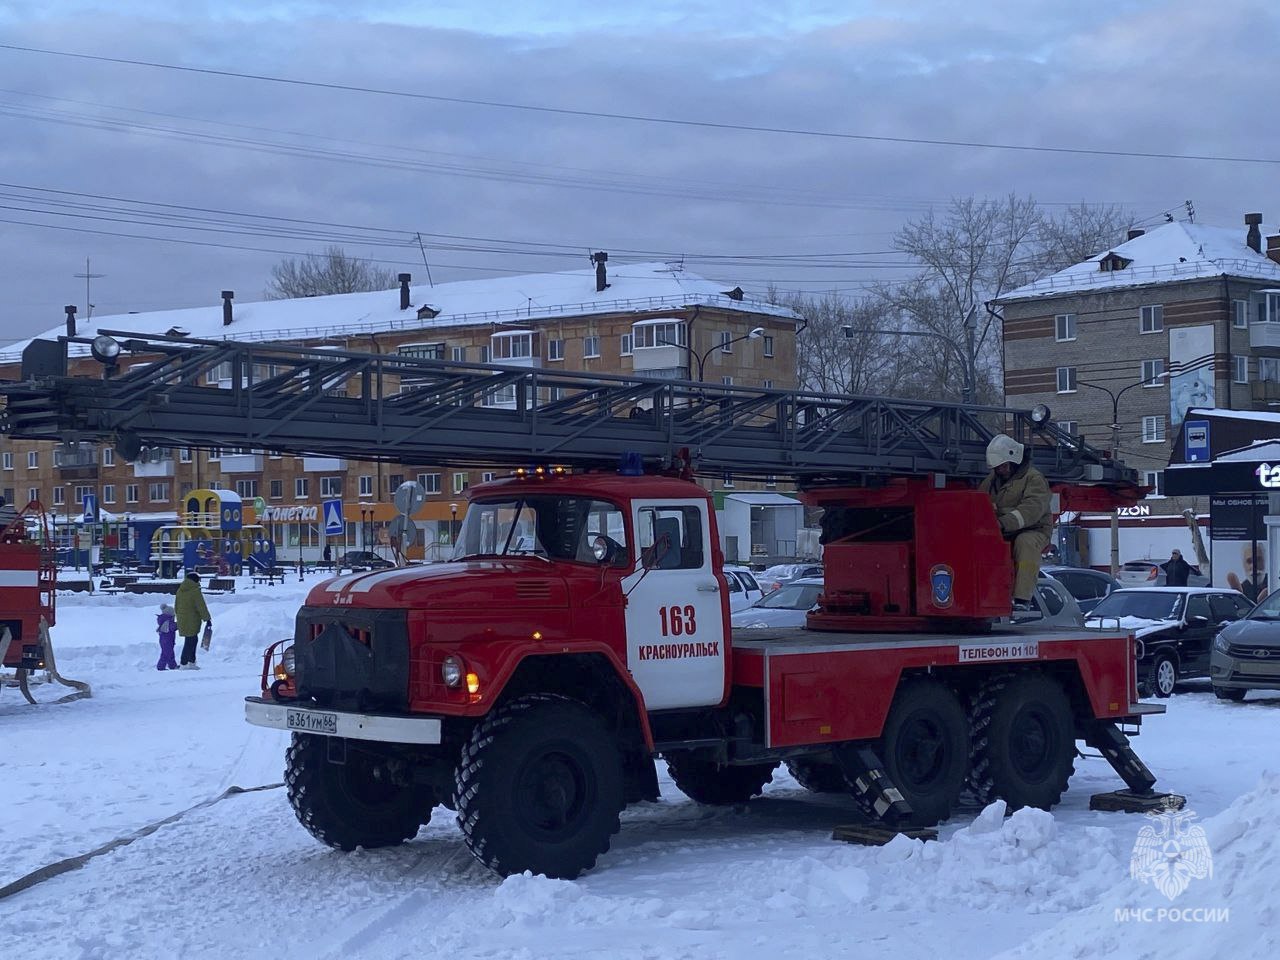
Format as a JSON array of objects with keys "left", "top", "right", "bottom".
[{"left": 337, "top": 550, "right": 394, "bottom": 571}]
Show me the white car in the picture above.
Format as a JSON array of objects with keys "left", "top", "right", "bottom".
[
  {"left": 723, "top": 566, "right": 765, "bottom": 612},
  {"left": 756, "top": 563, "right": 824, "bottom": 594},
  {"left": 731, "top": 577, "right": 824, "bottom": 628}
]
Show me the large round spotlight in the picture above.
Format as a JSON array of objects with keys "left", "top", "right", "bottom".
[
  {"left": 1030, "top": 403, "right": 1052, "bottom": 427},
  {"left": 90, "top": 334, "right": 121, "bottom": 366}
]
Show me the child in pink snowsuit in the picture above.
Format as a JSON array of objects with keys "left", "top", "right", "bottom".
[{"left": 156, "top": 603, "right": 178, "bottom": 671}]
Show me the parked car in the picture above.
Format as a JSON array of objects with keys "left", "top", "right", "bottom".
[
  {"left": 336, "top": 550, "right": 394, "bottom": 571},
  {"left": 756, "top": 563, "right": 824, "bottom": 594},
  {"left": 1086, "top": 587, "right": 1252, "bottom": 697},
  {"left": 1117, "top": 558, "right": 1209, "bottom": 588},
  {"left": 732, "top": 577, "right": 824, "bottom": 628},
  {"left": 1041, "top": 565, "right": 1122, "bottom": 615},
  {"left": 723, "top": 565, "right": 765, "bottom": 613},
  {"left": 1210, "top": 589, "right": 1280, "bottom": 701},
  {"left": 1028, "top": 575, "right": 1087, "bottom": 628}
]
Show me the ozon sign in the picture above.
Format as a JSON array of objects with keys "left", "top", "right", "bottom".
[
  {"left": 1256, "top": 463, "right": 1280, "bottom": 489},
  {"left": 260, "top": 505, "right": 320, "bottom": 522}
]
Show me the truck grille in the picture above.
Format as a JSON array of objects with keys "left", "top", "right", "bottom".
[
  {"left": 293, "top": 607, "right": 409, "bottom": 711},
  {"left": 515, "top": 580, "right": 555, "bottom": 602}
]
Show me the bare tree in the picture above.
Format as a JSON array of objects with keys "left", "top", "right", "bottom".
[
  {"left": 768, "top": 288, "right": 907, "bottom": 395},
  {"left": 1034, "top": 202, "right": 1133, "bottom": 274},
  {"left": 265, "top": 246, "right": 398, "bottom": 299}
]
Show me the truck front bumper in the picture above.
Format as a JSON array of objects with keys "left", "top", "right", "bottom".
[{"left": 244, "top": 696, "right": 443, "bottom": 745}]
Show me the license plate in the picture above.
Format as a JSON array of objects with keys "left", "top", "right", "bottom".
[{"left": 287, "top": 708, "right": 339, "bottom": 735}]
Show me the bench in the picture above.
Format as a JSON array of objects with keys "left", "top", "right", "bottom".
[
  {"left": 250, "top": 567, "right": 288, "bottom": 586},
  {"left": 206, "top": 576, "right": 237, "bottom": 594}
]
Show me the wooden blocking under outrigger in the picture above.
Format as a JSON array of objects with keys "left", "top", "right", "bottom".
[
  {"left": 832, "top": 824, "right": 938, "bottom": 846},
  {"left": 1089, "top": 790, "right": 1187, "bottom": 814}
]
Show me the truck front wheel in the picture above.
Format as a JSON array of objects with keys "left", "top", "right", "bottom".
[
  {"left": 968, "top": 673, "right": 1075, "bottom": 811},
  {"left": 880, "top": 679, "right": 969, "bottom": 826},
  {"left": 784, "top": 757, "right": 849, "bottom": 794},
  {"left": 286, "top": 734, "right": 435, "bottom": 851},
  {"left": 666, "top": 756, "right": 778, "bottom": 804},
  {"left": 455, "top": 694, "right": 624, "bottom": 880}
]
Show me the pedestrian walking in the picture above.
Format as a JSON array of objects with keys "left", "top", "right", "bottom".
[
  {"left": 175, "top": 572, "right": 213, "bottom": 669},
  {"left": 156, "top": 603, "right": 179, "bottom": 671}
]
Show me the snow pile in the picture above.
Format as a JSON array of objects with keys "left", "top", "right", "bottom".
[
  {"left": 996, "top": 774, "right": 1280, "bottom": 960},
  {"left": 875, "top": 802, "right": 1125, "bottom": 914}
]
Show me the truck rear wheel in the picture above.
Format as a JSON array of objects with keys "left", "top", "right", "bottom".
[
  {"left": 784, "top": 757, "right": 849, "bottom": 794},
  {"left": 286, "top": 734, "right": 435, "bottom": 851},
  {"left": 879, "top": 679, "right": 969, "bottom": 826},
  {"left": 968, "top": 673, "right": 1075, "bottom": 811},
  {"left": 666, "top": 756, "right": 778, "bottom": 804},
  {"left": 455, "top": 694, "right": 624, "bottom": 880}
]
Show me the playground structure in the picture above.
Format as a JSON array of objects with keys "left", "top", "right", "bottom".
[{"left": 147, "top": 488, "right": 276, "bottom": 577}]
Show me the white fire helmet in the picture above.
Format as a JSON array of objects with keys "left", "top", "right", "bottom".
[{"left": 986, "top": 434, "right": 1024, "bottom": 469}]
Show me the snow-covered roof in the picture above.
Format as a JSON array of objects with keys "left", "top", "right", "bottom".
[
  {"left": 1215, "top": 439, "right": 1280, "bottom": 462},
  {"left": 724, "top": 493, "right": 801, "bottom": 506},
  {"left": 998, "top": 221, "right": 1280, "bottom": 302},
  {"left": 1181, "top": 407, "right": 1280, "bottom": 424},
  {"left": 1, "top": 261, "right": 799, "bottom": 361}
]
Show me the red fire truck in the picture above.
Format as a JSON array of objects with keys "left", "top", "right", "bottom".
[{"left": 2, "top": 332, "right": 1171, "bottom": 878}]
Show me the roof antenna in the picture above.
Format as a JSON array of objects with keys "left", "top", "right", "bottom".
[
  {"left": 1184, "top": 199, "right": 1195, "bottom": 223},
  {"left": 415, "top": 233, "right": 434, "bottom": 288},
  {"left": 74, "top": 256, "right": 105, "bottom": 319}
]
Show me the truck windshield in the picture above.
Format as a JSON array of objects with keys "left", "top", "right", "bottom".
[
  {"left": 1089, "top": 591, "right": 1185, "bottom": 622},
  {"left": 452, "top": 496, "right": 627, "bottom": 565}
]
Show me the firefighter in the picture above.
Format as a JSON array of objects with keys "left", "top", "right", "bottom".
[{"left": 980, "top": 434, "right": 1051, "bottom": 613}]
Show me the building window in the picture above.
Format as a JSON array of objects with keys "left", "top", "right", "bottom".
[
  {"left": 1059, "top": 420, "right": 1078, "bottom": 435},
  {"left": 1233, "top": 299, "right": 1248, "bottom": 329},
  {"left": 719, "top": 330, "right": 734, "bottom": 354},
  {"left": 295, "top": 477, "right": 309, "bottom": 499},
  {"left": 52, "top": 487, "right": 65, "bottom": 506},
  {"left": 26, "top": 487, "right": 38, "bottom": 505},
  {"left": 27, "top": 451, "right": 38, "bottom": 469},
  {"left": 1142, "top": 416, "right": 1166, "bottom": 443},
  {"left": 179, "top": 447, "right": 192, "bottom": 464},
  {"left": 491, "top": 333, "right": 533, "bottom": 361},
  {"left": 359, "top": 475, "right": 373, "bottom": 497},
  {"left": 1140, "top": 304, "right": 1163, "bottom": 334},
  {"left": 102, "top": 484, "right": 115, "bottom": 504},
  {"left": 765, "top": 475, "right": 777, "bottom": 488},
  {"left": 721, "top": 376, "right": 733, "bottom": 386},
  {"left": 1234, "top": 356, "right": 1250, "bottom": 384},
  {"left": 722, "top": 473, "right": 735, "bottom": 488},
  {"left": 1261, "top": 358, "right": 1280, "bottom": 382},
  {"left": 479, "top": 345, "right": 491, "bottom": 363},
  {"left": 2, "top": 452, "right": 11, "bottom": 471},
  {"left": 101, "top": 447, "right": 114, "bottom": 467},
  {"left": 1054, "top": 314, "right": 1077, "bottom": 342},
  {"left": 205, "top": 361, "right": 232, "bottom": 385},
  {"left": 397, "top": 342, "right": 446, "bottom": 361},
  {"left": 763, "top": 379, "right": 774, "bottom": 389},
  {"left": 236, "top": 479, "right": 259, "bottom": 498},
  {"left": 73, "top": 484, "right": 92, "bottom": 506},
  {"left": 547, "top": 338, "right": 564, "bottom": 361},
  {"left": 481, "top": 472, "right": 496, "bottom": 483},
  {"left": 386, "top": 474, "right": 404, "bottom": 494},
  {"left": 1141, "top": 359, "right": 1165, "bottom": 386},
  {"left": 451, "top": 346, "right": 467, "bottom": 363},
  {"left": 207, "top": 448, "right": 221, "bottom": 461},
  {"left": 419, "top": 472, "right": 441, "bottom": 494},
  {"left": 1056, "top": 366, "right": 1077, "bottom": 393},
  {"left": 321, "top": 477, "right": 342, "bottom": 498},
  {"left": 483, "top": 384, "right": 518, "bottom": 407},
  {"left": 620, "top": 333, "right": 634, "bottom": 356},
  {"left": 179, "top": 482, "right": 193, "bottom": 498},
  {"left": 126, "top": 484, "right": 139, "bottom": 504},
  {"left": 632, "top": 320, "right": 686, "bottom": 349},
  {"left": 148, "top": 482, "right": 170, "bottom": 502},
  {"left": 452, "top": 472, "right": 469, "bottom": 494},
  {"left": 270, "top": 479, "right": 284, "bottom": 499},
  {"left": 763, "top": 335, "right": 775, "bottom": 357},
  {"left": 1142, "top": 470, "right": 1165, "bottom": 497},
  {"left": 583, "top": 336, "right": 601, "bottom": 359}
]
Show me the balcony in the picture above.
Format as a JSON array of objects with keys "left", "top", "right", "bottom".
[
  {"left": 54, "top": 444, "right": 98, "bottom": 480},
  {"left": 220, "top": 453, "right": 264, "bottom": 473},
  {"left": 631, "top": 344, "right": 689, "bottom": 375},
  {"left": 132, "top": 459, "right": 175, "bottom": 478},
  {"left": 303, "top": 457, "right": 346, "bottom": 472},
  {"left": 1251, "top": 380, "right": 1280, "bottom": 403},
  {"left": 1250, "top": 321, "right": 1280, "bottom": 350}
]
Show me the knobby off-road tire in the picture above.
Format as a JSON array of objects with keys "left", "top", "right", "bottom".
[
  {"left": 666, "top": 756, "right": 779, "bottom": 805},
  {"left": 967, "top": 672, "right": 1075, "bottom": 811},
  {"left": 286, "top": 733, "right": 435, "bottom": 851},
  {"left": 879, "top": 678, "right": 969, "bottom": 826},
  {"left": 455, "top": 694, "right": 624, "bottom": 880},
  {"left": 784, "top": 757, "right": 850, "bottom": 794}
]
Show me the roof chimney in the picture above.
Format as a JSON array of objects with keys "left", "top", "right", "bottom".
[
  {"left": 64, "top": 304, "right": 76, "bottom": 338},
  {"left": 1127, "top": 229, "right": 1145, "bottom": 241},
  {"left": 398, "top": 273, "right": 412, "bottom": 310},
  {"left": 1267, "top": 234, "right": 1280, "bottom": 266},
  {"left": 1246, "top": 213, "right": 1263, "bottom": 254},
  {"left": 591, "top": 251, "right": 609, "bottom": 293},
  {"left": 221, "top": 290, "right": 234, "bottom": 327}
]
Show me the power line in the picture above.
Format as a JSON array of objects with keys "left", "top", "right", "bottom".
[{"left": 3, "top": 43, "right": 1279, "bottom": 166}]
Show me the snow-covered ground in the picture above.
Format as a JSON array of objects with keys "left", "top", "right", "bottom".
[{"left": 3, "top": 579, "right": 1277, "bottom": 959}]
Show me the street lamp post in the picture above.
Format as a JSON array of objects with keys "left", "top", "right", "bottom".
[
  {"left": 658, "top": 326, "right": 765, "bottom": 381},
  {"left": 1076, "top": 374, "right": 1168, "bottom": 577},
  {"left": 842, "top": 310, "right": 979, "bottom": 402},
  {"left": 450, "top": 502, "right": 459, "bottom": 545}
]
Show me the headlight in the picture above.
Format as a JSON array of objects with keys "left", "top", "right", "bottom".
[
  {"left": 442, "top": 655, "right": 464, "bottom": 688},
  {"left": 1214, "top": 633, "right": 1230, "bottom": 653},
  {"left": 274, "top": 643, "right": 296, "bottom": 681}
]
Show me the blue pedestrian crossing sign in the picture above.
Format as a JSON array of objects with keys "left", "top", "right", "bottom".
[
  {"left": 82, "top": 494, "right": 97, "bottom": 523},
  {"left": 323, "top": 498, "right": 345, "bottom": 536}
]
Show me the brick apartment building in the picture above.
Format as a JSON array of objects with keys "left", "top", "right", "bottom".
[{"left": 0, "top": 259, "right": 801, "bottom": 561}]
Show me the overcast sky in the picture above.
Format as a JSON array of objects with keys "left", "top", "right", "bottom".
[{"left": 1, "top": 0, "right": 1277, "bottom": 343}]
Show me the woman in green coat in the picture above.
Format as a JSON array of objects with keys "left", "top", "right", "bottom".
[{"left": 175, "top": 572, "right": 213, "bottom": 668}]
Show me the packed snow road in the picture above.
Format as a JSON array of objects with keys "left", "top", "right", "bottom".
[{"left": 3, "top": 582, "right": 1277, "bottom": 960}]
